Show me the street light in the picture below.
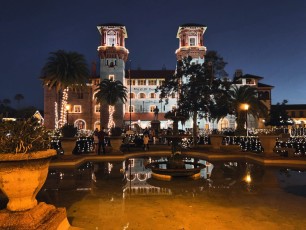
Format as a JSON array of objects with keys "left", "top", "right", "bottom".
[
  {"left": 242, "top": 103, "right": 249, "bottom": 136},
  {"left": 65, "top": 104, "right": 71, "bottom": 124},
  {"left": 128, "top": 60, "right": 132, "bottom": 130}
]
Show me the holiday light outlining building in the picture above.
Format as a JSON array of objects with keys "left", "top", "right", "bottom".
[{"left": 43, "top": 23, "right": 273, "bottom": 131}]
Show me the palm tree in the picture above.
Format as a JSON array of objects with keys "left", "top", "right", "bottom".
[
  {"left": 40, "top": 50, "right": 89, "bottom": 128},
  {"left": 94, "top": 79, "right": 127, "bottom": 129},
  {"left": 14, "top": 94, "right": 24, "bottom": 108},
  {"left": 228, "top": 85, "right": 268, "bottom": 134}
]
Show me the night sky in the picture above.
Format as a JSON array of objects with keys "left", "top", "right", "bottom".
[{"left": 1, "top": 0, "right": 305, "bottom": 110}]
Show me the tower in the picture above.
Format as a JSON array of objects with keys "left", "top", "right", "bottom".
[
  {"left": 97, "top": 23, "right": 129, "bottom": 129},
  {"left": 175, "top": 23, "right": 207, "bottom": 64}
]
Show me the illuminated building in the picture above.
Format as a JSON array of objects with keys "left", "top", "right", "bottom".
[{"left": 43, "top": 23, "right": 273, "bottom": 131}]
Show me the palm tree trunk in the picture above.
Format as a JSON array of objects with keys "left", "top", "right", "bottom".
[
  {"left": 108, "top": 105, "right": 115, "bottom": 128},
  {"left": 192, "top": 111, "right": 198, "bottom": 147},
  {"left": 236, "top": 111, "right": 245, "bottom": 133},
  {"left": 59, "top": 87, "right": 69, "bottom": 128}
]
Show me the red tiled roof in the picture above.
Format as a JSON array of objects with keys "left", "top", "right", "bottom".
[
  {"left": 123, "top": 113, "right": 168, "bottom": 121},
  {"left": 124, "top": 70, "right": 174, "bottom": 79},
  {"left": 258, "top": 82, "right": 274, "bottom": 88}
]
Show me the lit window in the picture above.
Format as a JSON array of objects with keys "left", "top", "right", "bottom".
[
  {"left": 128, "top": 105, "right": 134, "bottom": 112},
  {"left": 127, "top": 79, "right": 136, "bottom": 85},
  {"left": 150, "top": 93, "right": 156, "bottom": 99},
  {"left": 95, "top": 105, "right": 100, "bottom": 113},
  {"left": 159, "top": 80, "right": 165, "bottom": 86},
  {"left": 109, "top": 75, "right": 114, "bottom": 81},
  {"left": 150, "top": 105, "right": 156, "bottom": 112},
  {"left": 138, "top": 80, "right": 146, "bottom": 85},
  {"left": 129, "top": 93, "right": 135, "bottom": 99},
  {"left": 106, "top": 31, "right": 116, "bottom": 46},
  {"left": 148, "top": 80, "right": 157, "bottom": 85},
  {"left": 75, "top": 120, "right": 86, "bottom": 130},
  {"left": 74, "top": 105, "right": 82, "bottom": 113},
  {"left": 189, "top": 36, "right": 197, "bottom": 46},
  {"left": 139, "top": 93, "right": 146, "bottom": 99}
]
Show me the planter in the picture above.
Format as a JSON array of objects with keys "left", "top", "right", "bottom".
[
  {"left": 108, "top": 136, "right": 124, "bottom": 153},
  {"left": 209, "top": 134, "right": 225, "bottom": 150},
  {"left": 0, "top": 149, "right": 56, "bottom": 211},
  {"left": 258, "top": 135, "right": 280, "bottom": 156},
  {"left": 60, "top": 137, "right": 77, "bottom": 155}
]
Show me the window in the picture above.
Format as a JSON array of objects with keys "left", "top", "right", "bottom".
[
  {"left": 106, "top": 31, "right": 116, "bottom": 46},
  {"left": 291, "top": 111, "right": 296, "bottom": 117},
  {"left": 137, "top": 79, "right": 146, "bottom": 85},
  {"left": 75, "top": 120, "right": 86, "bottom": 130},
  {"left": 128, "top": 105, "right": 134, "bottom": 113},
  {"left": 246, "top": 79, "right": 255, "bottom": 85},
  {"left": 95, "top": 105, "right": 100, "bottom": 113},
  {"left": 129, "top": 93, "right": 135, "bottom": 99},
  {"left": 189, "top": 36, "right": 197, "bottom": 46},
  {"left": 127, "top": 79, "right": 136, "bottom": 85},
  {"left": 159, "top": 80, "right": 165, "bottom": 86},
  {"left": 299, "top": 111, "right": 304, "bottom": 117},
  {"left": 74, "top": 105, "right": 81, "bottom": 113},
  {"left": 109, "top": 75, "right": 114, "bottom": 81},
  {"left": 139, "top": 93, "right": 146, "bottom": 99},
  {"left": 150, "top": 93, "right": 156, "bottom": 99},
  {"left": 150, "top": 105, "right": 156, "bottom": 113},
  {"left": 148, "top": 80, "right": 157, "bottom": 85}
]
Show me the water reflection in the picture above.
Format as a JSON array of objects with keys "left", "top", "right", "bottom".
[
  {"left": 39, "top": 156, "right": 306, "bottom": 198},
  {"left": 28, "top": 157, "right": 306, "bottom": 229}
]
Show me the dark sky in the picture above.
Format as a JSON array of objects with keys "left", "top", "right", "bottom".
[{"left": 1, "top": 0, "right": 306, "bottom": 110}]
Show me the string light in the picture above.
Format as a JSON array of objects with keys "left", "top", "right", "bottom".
[
  {"left": 54, "top": 102, "right": 58, "bottom": 129},
  {"left": 108, "top": 105, "right": 115, "bottom": 128},
  {"left": 59, "top": 88, "right": 69, "bottom": 127}
]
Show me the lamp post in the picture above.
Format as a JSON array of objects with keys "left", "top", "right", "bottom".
[
  {"left": 243, "top": 103, "right": 249, "bottom": 136},
  {"left": 129, "top": 61, "right": 132, "bottom": 130},
  {"left": 65, "top": 104, "right": 70, "bottom": 125}
]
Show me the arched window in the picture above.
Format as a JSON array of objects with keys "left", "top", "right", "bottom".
[
  {"left": 94, "top": 121, "right": 100, "bottom": 130},
  {"left": 74, "top": 119, "right": 86, "bottom": 130},
  {"left": 150, "top": 93, "right": 156, "bottom": 99},
  {"left": 218, "top": 118, "right": 229, "bottom": 130},
  {"left": 129, "top": 93, "right": 136, "bottom": 99},
  {"left": 139, "top": 93, "right": 146, "bottom": 99}
]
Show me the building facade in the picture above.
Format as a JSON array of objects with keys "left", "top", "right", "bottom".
[{"left": 43, "top": 23, "right": 273, "bottom": 132}]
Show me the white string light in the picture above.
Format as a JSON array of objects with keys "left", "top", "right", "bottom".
[
  {"left": 59, "top": 87, "right": 69, "bottom": 127},
  {"left": 54, "top": 102, "right": 58, "bottom": 129},
  {"left": 108, "top": 105, "right": 115, "bottom": 128}
]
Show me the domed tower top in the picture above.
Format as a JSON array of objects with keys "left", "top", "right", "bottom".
[
  {"left": 97, "top": 23, "right": 129, "bottom": 62},
  {"left": 175, "top": 23, "right": 207, "bottom": 63}
]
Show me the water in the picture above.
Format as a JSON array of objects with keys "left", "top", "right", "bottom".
[{"left": 2, "top": 156, "right": 306, "bottom": 229}]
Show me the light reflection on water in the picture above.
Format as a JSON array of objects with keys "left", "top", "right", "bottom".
[
  {"left": 38, "top": 156, "right": 306, "bottom": 199},
  {"left": 1, "top": 156, "right": 306, "bottom": 229}
]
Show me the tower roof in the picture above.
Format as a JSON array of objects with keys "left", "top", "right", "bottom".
[
  {"left": 177, "top": 23, "right": 207, "bottom": 38},
  {"left": 179, "top": 23, "right": 206, "bottom": 27},
  {"left": 97, "top": 23, "right": 127, "bottom": 38}
]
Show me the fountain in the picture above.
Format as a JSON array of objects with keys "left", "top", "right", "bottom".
[{"left": 145, "top": 111, "right": 205, "bottom": 180}]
